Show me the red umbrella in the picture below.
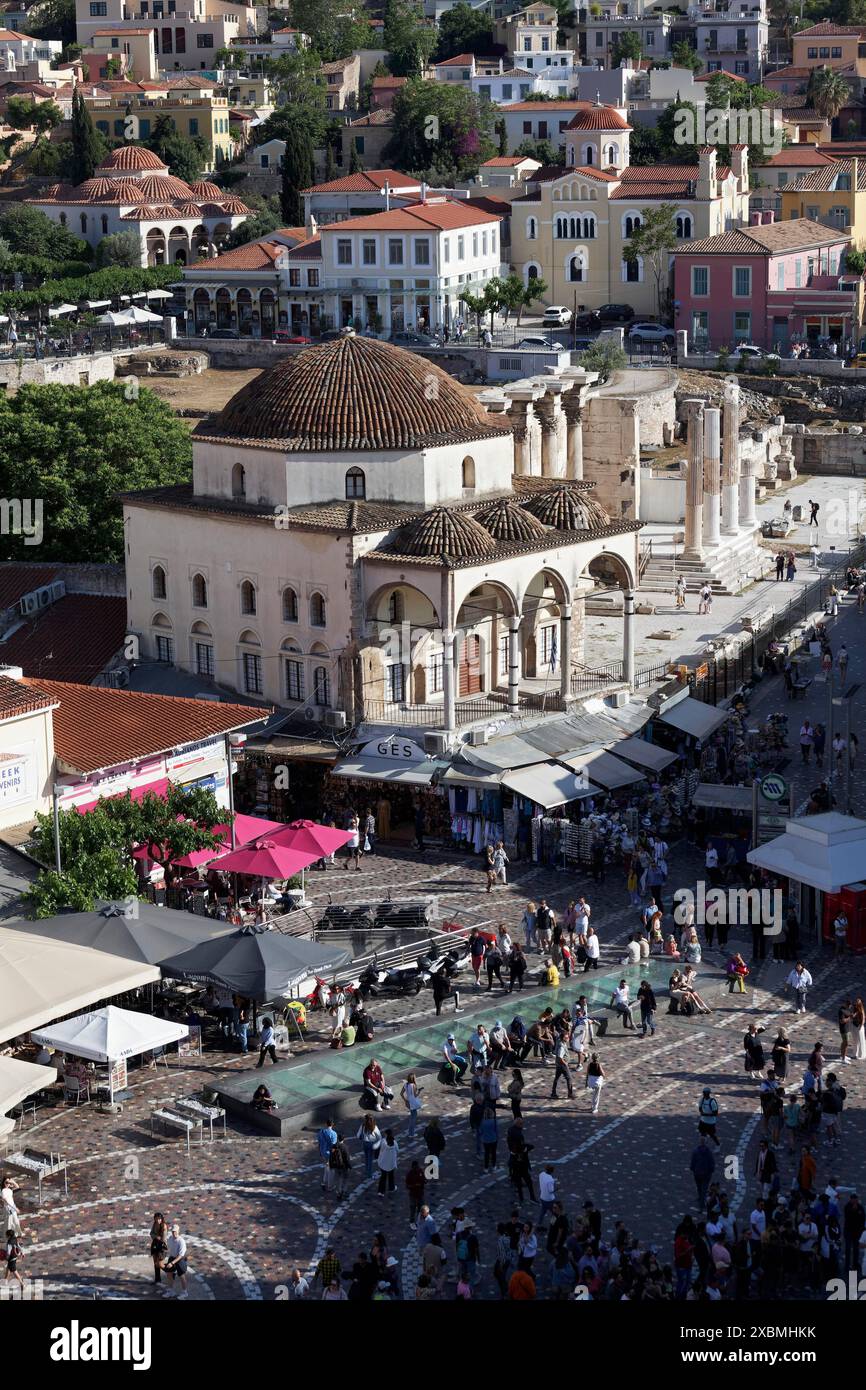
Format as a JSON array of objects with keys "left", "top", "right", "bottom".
[
  {"left": 270, "top": 819, "right": 353, "bottom": 858},
  {"left": 215, "top": 838, "right": 316, "bottom": 879}
]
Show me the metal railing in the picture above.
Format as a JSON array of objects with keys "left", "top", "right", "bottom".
[{"left": 569, "top": 661, "right": 625, "bottom": 694}]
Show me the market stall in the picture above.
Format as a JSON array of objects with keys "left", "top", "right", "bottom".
[
  {"left": 748, "top": 811, "right": 866, "bottom": 947},
  {"left": 328, "top": 738, "right": 451, "bottom": 845},
  {"left": 31, "top": 1006, "right": 189, "bottom": 1105}
]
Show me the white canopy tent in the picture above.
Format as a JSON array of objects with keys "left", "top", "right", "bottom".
[
  {"left": 747, "top": 813, "right": 866, "bottom": 894},
  {"left": 146, "top": 288, "right": 174, "bottom": 300},
  {"left": 656, "top": 697, "right": 728, "bottom": 740},
  {"left": 0, "top": 1056, "right": 57, "bottom": 1119},
  {"left": 98, "top": 306, "right": 163, "bottom": 327},
  {"left": 32, "top": 1006, "right": 188, "bottom": 1103},
  {"left": 0, "top": 927, "right": 158, "bottom": 1043},
  {"left": 47, "top": 303, "right": 77, "bottom": 318}
]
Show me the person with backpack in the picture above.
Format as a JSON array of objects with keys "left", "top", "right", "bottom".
[
  {"left": 4, "top": 1231, "right": 23, "bottom": 1293},
  {"left": 422, "top": 1116, "right": 446, "bottom": 1173},
  {"left": 318, "top": 1118, "right": 338, "bottom": 1192},
  {"left": 697, "top": 1088, "right": 720, "bottom": 1146},
  {"left": 328, "top": 1132, "right": 352, "bottom": 1199},
  {"left": 456, "top": 1222, "right": 480, "bottom": 1285}
]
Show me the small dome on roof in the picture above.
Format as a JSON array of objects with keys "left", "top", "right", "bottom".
[
  {"left": 190, "top": 179, "right": 223, "bottom": 199},
  {"left": 473, "top": 497, "right": 548, "bottom": 543},
  {"left": 522, "top": 484, "right": 611, "bottom": 532},
  {"left": 97, "top": 145, "right": 168, "bottom": 173},
  {"left": 388, "top": 507, "right": 497, "bottom": 560}
]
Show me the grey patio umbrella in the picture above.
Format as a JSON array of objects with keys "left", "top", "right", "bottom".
[
  {"left": 156, "top": 925, "right": 350, "bottom": 1001},
  {"left": 8, "top": 901, "right": 234, "bottom": 966}
]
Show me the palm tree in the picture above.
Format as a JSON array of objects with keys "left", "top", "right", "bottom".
[{"left": 807, "top": 67, "right": 851, "bottom": 122}]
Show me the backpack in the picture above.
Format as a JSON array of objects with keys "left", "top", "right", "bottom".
[{"left": 456, "top": 1237, "right": 470, "bottom": 1262}]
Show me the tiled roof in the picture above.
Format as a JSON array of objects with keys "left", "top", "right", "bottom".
[
  {"left": 474, "top": 497, "right": 548, "bottom": 542},
  {"left": 0, "top": 564, "right": 59, "bottom": 613},
  {"left": 466, "top": 194, "right": 513, "bottom": 217},
  {"left": 23, "top": 680, "right": 268, "bottom": 775},
  {"left": 482, "top": 156, "right": 529, "bottom": 166},
  {"left": 371, "top": 76, "right": 406, "bottom": 87},
  {"left": 386, "top": 507, "right": 496, "bottom": 560},
  {"left": 565, "top": 105, "right": 630, "bottom": 131},
  {"left": 0, "top": 676, "right": 56, "bottom": 723},
  {"left": 302, "top": 169, "right": 417, "bottom": 195},
  {"left": 288, "top": 234, "right": 320, "bottom": 260},
  {"left": 433, "top": 52, "right": 476, "bottom": 66},
  {"left": 610, "top": 163, "right": 732, "bottom": 199},
  {"left": 763, "top": 65, "right": 814, "bottom": 80},
  {"left": 118, "top": 484, "right": 424, "bottom": 534},
  {"left": 189, "top": 180, "right": 222, "bottom": 199},
  {"left": 193, "top": 333, "right": 510, "bottom": 452},
  {"left": 0, "top": 595, "right": 127, "bottom": 684},
  {"left": 759, "top": 147, "right": 838, "bottom": 167},
  {"left": 682, "top": 218, "right": 847, "bottom": 254},
  {"left": 694, "top": 70, "right": 748, "bottom": 82},
  {"left": 794, "top": 21, "right": 865, "bottom": 35},
  {"left": 97, "top": 146, "right": 167, "bottom": 172},
  {"left": 787, "top": 157, "right": 866, "bottom": 191},
  {"left": 324, "top": 200, "right": 499, "bottom": 233},
  {"left": 0, "top": 28, "right": 32, "bottom": 39},
  {"left": 523, "top": 484, "right": 611, "bottom": 531},
  {"left": 191, "top": 239, "right": 285, "bottom": 270},
  {"left": 494, "top": 100, "right": 593, "bottom": 111},
  {"left": 347, "top": 110, "right": 393, "bottom": 127}
]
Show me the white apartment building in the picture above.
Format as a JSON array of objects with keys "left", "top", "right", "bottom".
[
  {"left": 75, "top": 0, "right": 258, "bottom": 69},
  {"left": 493, "top": 4, "right": 574, "bottom": 73},
  {"left": 0, "top": 27, "right": 62, "bottom": 68}
]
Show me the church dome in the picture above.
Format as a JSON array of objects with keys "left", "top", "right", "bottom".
[
  {"left": 387, "top": 506, "right": 497, "bottom": 560},
  {"left": 522, "top": 484, "right": 611, "bottom": 532},
  {"left": 189, "top": 180, "right": 223, "bottom": 200},
  {"left": 137, "top": 172, "right": 196, "bottom": 200},
  {"left": 197, "top": 332, "right": 510, "bottom": 452},
  {"left": 97, "top": 145, "right": 169, "bottom": 173},
  {"left": 565, "top": 105, "right": 631, "bottom": 132},
  {"left": 473, "top": 496, "right": 549, "bottom": 543}
]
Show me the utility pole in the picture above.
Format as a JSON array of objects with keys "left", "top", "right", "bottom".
[{"left": 52, "top": 785, "right": 62, "bottom": 873}]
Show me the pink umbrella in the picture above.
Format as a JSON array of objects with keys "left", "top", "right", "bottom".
[
  {"left": 215, "top": 838, "right": 317, "bottom": 880},
  {"left": 269, "top": 819, "right": 353, "bottom": 858},
  {"left": 171, "top": 814, "right": 283, "bottom": 869}
]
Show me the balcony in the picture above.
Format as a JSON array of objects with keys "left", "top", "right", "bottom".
[{"left": 363, "top": 665, "right": 626, "bottom": 729}]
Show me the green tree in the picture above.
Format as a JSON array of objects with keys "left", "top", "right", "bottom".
[
  {"left": 95, "top": 231, "right": 142, "bottom": 268},
  {"left": 290, "top": 0, "right": 373, "bottom": 61},
  {"left": 458, "top": 288, "right": 486, "bottom": 337},
  {"left": 144, "top": 115, "right": 206, "bottom": 182},
  {"left": 349, "top": 139, "right": 364, "bottom": 173},
  {"left": 280, "top": 122, "right": 315, "bottom": 224},
  {"left": 222, "top": 205, "right": 282, "bottom": 249},
  {"left": 623, "top": 204, "right": 677, "bottom": 320},
  {"left": 496, "top": 117, "right": 507, "bottom": 157},
  {"left": 671, "top": 39, "right": 702, "bottom": 73},
  {"left": 23, "top": 136, "right": 61, "bottom": 176},
  {"left": 578, "top": 340, "right": 627, "bottom": 381},
  {"left": 434, "top": 1, "right": 493, "bottom": 61},
  {"left": 70, "top": 85, "right": 106, "bottom": 183},
  {"left": 21, "top": 0, "right": 75, "bottom": 42},
  {"left": 324, "top": 140, "right": 337, "bottom": 180},
  {"left": 657, "top": 98, "right": 698, "bottom": 161},
  {"left": 807, "top": 66, "right": 851, "bottom": 121},
  {"left": 215, "top": 46, "right": 238, "bottom": 66},
  {"left": 845, "top": 247, "right": 866, "bottom": 273},
  {"left": 258, "top": 53, "right": 329, "bottom": 147},
  {"left": 385, "top": 79, "right": 495, "bottom": 179},
  {"left": 0, "top": 381, "right": 192, "bottom": 562},
  {"left": 384, "top": 0, "right": 437, "bottom": 77},
  {"left": 515, "top": 136, "right": 558, "bottom": 165},
  {"left": 27, "top": 783, "right": 227, "bottom": 917},
  {"left": 516, "top": 274, "right": 547, "bottom": 324},
  {"left": 628, "top": 124, "right": 663, "bottom": 165},
  {"left": 0, "top": 204, "right": 89, "bottom": 261},
  {"left": 612, "top": 31, "right": 642, "bottom": 64}
]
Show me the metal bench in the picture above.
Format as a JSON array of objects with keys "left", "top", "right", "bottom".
[{"left": 150, "top": 1108, "right": 202, "bottom": 1156}]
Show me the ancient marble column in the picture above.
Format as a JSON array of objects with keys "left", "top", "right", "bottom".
[
  {"left": 739, "top": 456, "right": 758, "bottom": 529},
  {"left": 683, "top": 399, "right": 705, "bottom": 560},
  {"left": 563, "top": 391, "right": 585, "bottom": 480},
  {"left": 702, "top": 406, "right": 721, "bottom": 548},
  {"left": 506, "top": 396, "right": 533, "bottom": 476},
  {"left": 623, "top": 589, "right": 636, "bottom": 689},
  {"left": 721, "top": 380, "right": 741, "bottom": 536},
  {"left": 537, "top": 395, "right": 559, "bottom": 478},
  {"left": 442, "top": 630, "right": 456, "bottom": 731},
  {"left": 507, "top": 615, "right": 521, "bottom": 713},
  {"left": 559, "top": 603, "right": 572, "bottom": 698}
]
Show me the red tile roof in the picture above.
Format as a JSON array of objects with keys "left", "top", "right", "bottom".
[
  {"left": 0, "top": 676, "right": 56, "bottom": 722},
  {"left": 501, "top": 99, "right": 594, "bottom": 111},
  {"left": 0, "top": 565, "right": 59, "bottom": 614},
  {"left": 794, "top": 20, "right": 866, "bottom": 36},
  {"left": 302, "top": 169, "right": 418, "bottom": 195},
  {"left": 609, "top": 163, "right": 734, "bottom": 199},
  {"left": 681, "top": 218, "right": 846, "bottom": 255},
  {"left": 482, "top": 156, "right": 531, "bottom": 167},
  {"left": 347, "top": 110, "right": 394, "bottom": 127},
  {"left": 694, "top": 69, "right": 748, "bottom": 82},
  {"left": 0, "top": 595, "right": 127, "bottom": 685},
  {"left": 565, "top": 105, "right": 631, "bottom": 131},
  {"left": 24, "top": 680, "right": 269, "bottom": 774},
  {"left": 326, "top": 200, "right": 500, "bottom": 232},
  {"left": 194, "top": 239, "right": 285, "bottom": 271},
  {"left": 433, "top": 52, "right": 476, "bottom": 66},
  {"left": 760, "top": 147, "right": 837, "bottom": 167}
]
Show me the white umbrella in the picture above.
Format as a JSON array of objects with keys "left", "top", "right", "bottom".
[
  {"left": 32, "top": 1005, "right": 188, "bottom": 1103},
  {"left": 98, "top": 306, "right": 163, "bottom": 326},
  {"left": 84, "top": 299, "right": 111, "bottom": 309},
  {"left": 48, "top": 303, "right": 77, "bottom": 318},
  {"left": 146, "top": 288, "right": 174, "bottom": 300}
]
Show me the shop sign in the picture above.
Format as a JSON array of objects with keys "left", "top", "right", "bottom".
[
  {"left": 0, "top": 744, "right": 34, "bottom": 809},
  {"left": 360, "top": 737, "right": 426, "bottom": 763}
]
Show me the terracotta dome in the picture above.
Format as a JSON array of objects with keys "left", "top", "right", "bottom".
[
  {"left": 173, "top": 201, "right": 203, "bottom": 217},
  {"left": 137, "top": 172, "right": 196, "bottom": 200},
  {"left": 473, "top": 497, "right": 548, "bottom": 543},
  {"left": 522, "top": 484, "right": 611, "bottom": 532},
  {"left": 76, "top": 176, "right": 148, "bottom": 203},
  {"left": 97, "top": 145, "right": 169, "bottom": 173},
  {"left": 189, "top": 180, "right": 223, "bottom": 200},
  {"left": 565, "top": 105, "right": 631, "bottom": 131},
  {"left": 388, "top": 506, "right": 497, "bottom": 560},
  {"left": 218, "top": 196, "right": 252, "bottom": 214},
  {"left": 197, "top": 332, "right": 510, "bottom": 452}
]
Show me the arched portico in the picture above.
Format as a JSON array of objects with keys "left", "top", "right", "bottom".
[{"left": 583, "top": 550, "right": 637, "bottom": 687}]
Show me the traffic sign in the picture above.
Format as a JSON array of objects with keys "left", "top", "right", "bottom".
[{"left": 760, "top": 773, "right": 787, "bottom": 802}]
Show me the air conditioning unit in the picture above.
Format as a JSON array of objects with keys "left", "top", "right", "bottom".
[
  {"left": 424, "top": 731, "right": 450, "bottom": 757},
  {"left": 608, "top": 690, "right": 629, "bottom": 708},
  {"left": 303, "top": 706, "right": 318, "bottom": 721},
  {"left": 36, "top": 585, "right": 53, "bottom": 608},
  {"left": 50, "top": 581, "right": 66, "bottom": 602},
  {"left": 19, "top": 592, "right": 39, "bottom": 616},
  {"left": 106, "top": 667, "right": 130, "bottom": 688},
  {"left": 323, "top": 709, "right": 347, "bottom": 730},
  {"left": 466, "top": 728, "right": 489, "bottom": 746}
]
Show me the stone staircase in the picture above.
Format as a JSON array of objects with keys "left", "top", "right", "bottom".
[{"left": 640, "top": 530, "right": 769, "bottom": 596}]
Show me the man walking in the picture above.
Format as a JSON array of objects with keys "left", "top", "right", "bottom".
[
  {"left": 550, "top": 1032, "right": 574, "bottom": 1100},
  {"left": 787, "top": 961, "right": 813, "bottom": 1015},
  {"left": 638, "top": 979, "right": 657, "bottom": 1037},
  {"left": 775, "top": 551, "right": 785, "bottom": 582},
  {"left": 164, "top": 1223, "right": 190, "bottom": 1299},
  {"left": 809, "top": 499, "right": 820, "bottom": 526},
  {"left": 698, "top": 1088, "right": 720, "bottom": 1147},
  {"left": 318, "top": 1118, "right": 338, "bottom": 1192},
  {"left": 690, "top": 1135, "right": 716, "bottom": 1210}
]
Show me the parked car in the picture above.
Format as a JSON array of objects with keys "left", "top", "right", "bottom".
[
  {"left": 205, "top": 327, "right": 240, "bottom": 340},
  {"left": 518, "top": 334, "right": 565, "bottom": 350},
  {"left": 597, "top": 303, "right": 635, "bottom": 323},
  {"left": 628, "top": 322, "right": 675, "bottom": 344},
  {"left": 736, "top": 343, "right": 780, "bottom": 363},
  {"left": 275, "top": 330, "right": 311, "bottom": 343},
  {"left": 390, "top": 330, "right": 442, "bottom": 347},
  {"left": 573, "top": 310, "right": 601, "bottom": 331},
  {"left": 541, "top": 305, "right": 573, "bottom": 326}
]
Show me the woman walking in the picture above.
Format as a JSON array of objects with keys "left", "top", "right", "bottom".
[
  {"left": 357, "top": 1114, "right": 381, "bottom": 1179},
  {"left": 149, "top": 1211, "right": 168, "bottom": 1285},
  {"left": 485, "top": 844, "right": 497, "bottom": 894},
  {"left": 744, "top": 1024, "right": 767, "bottom": 1081},
  {"left": 522, "top": 902, "right": 537, "bottom": 953},
  {"left": 376, "top": 1130, "right": 399, "bottom": 1197},
  {"left": 507, "top": 1067, "right": 525, "bottom": 1118},
  {"left": 771, "top": 1029, "right": 791, "bottom": 1084},
  {"left": 344, "top": 814, "right": 362, "bottom": 871},
  {"left": 585, "top": 1053, "right": 605, "bottom": 1114},
  {"left": 401, "top": 1072, "right": 423, "bottom": 1139},
  {"left": 480, "top": 1106, "right": 499, "bottom": 1170},
  {"left": 853, "top": 998, "right": 866, "bottom": 1061}
]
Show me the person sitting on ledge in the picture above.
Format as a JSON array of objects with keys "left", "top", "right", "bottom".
[{"left": 252, "top": 1084, "right": 277, "bottom": 1113}]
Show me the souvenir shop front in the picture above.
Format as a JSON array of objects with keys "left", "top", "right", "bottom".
[
  {"left": 649, "top": 692, "right": 730, "bottom": 766},
  {"left": 690, "top": 783, "right": 755, "bottom": 868},
  {"left": 441, "top": 764, "right": 506, "bottom": 857},
  {"left": 328, "top": 737, "right": 451, "bottom": 845},
  {"left": 233, "top": 735, "right": 339, "bottom": 822}
]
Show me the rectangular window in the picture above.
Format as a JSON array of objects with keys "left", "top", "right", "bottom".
[
  {"left": 472, "top": 232, "right": 478, "bottom": 256},
  {"left": 795, "top": 259, "right": 802, "bottom": 287},
  {"left": 541, "top": 35, "right": 549, "bottom": 49},
  {"left": 388, "top": 238, "right": 403, "bottom": 265},
  {"left": 457, "top": 235, "right": 465, "bottom": 259},
  {"left": 595, "top": 32, "right": 603, "bottom": 45},
  {"left": 733, "top": 266, "right": 751, "bottom": 296},
  {"left": 195, "top": 642, "right": 214, "bottom": 678},
  {"left": 807, "top": 46, "right": 817, "bottom": 57},
  {"left": 443, "top": 238, "right": 450, "bottom": 263},
  {"left": 819, "top": 46, "right": 829, "bottom": 58},
  {"left": 482, "top": 231, "right": 488, "bottom": 255},
  {"left": 162, "top": 26, "right": 172, "bottom": 50},
  {"left": 499, "top": 356, "right": 522, "bottom": 369},
  {"left": 243, "top": 652, "right": 263, "bottom": 695},
  {"left": 540, "top": 625, "right": 555, "bottom": 665},
  {"left": 733, "top": 310, "right": 751, "bottom": 339},
  {"left": 429, "top": 652, "right": 444, "bottom": 694},
  {"left": 777, "top": 171, "right": 787, "bottom": 187},
  {"left": 89, "top": 2, "right": 107, "bottom": 13},
  {"left": 355, "top": 137, "right": 364, "bottom": 154},
  {"left": 285, "top": 659, "right": 304, "bottom": 702},
  {"left": 289, "top": 268, "right": 300, "bottom": 287},
  {"left": 776, "top": 262, "right": 784, "bottom": 290},
  {"left": 175, "top": 26, "right": 184, "bottom": 51},
  {"left": 832, "top": 46, "right": 842, "bottom": 58},
  {"left": 691, "top": 310, "right": 708, "bottom": 340},
  {"left": 523, "top": 120, "right": 532, "bottom": 134},
  {"left": 156, "top": 636, "right": 174, "bottom": 664},
  {"left": 734, "top": 59, "right": 747, "bottom": 73},
  {"left": 307, "top": 268, "right": 319, "bottom": 287},
  {"left": 502, "top": 83, "right": 512, "bottom": 99},
  {"left": 414, "top": 238, "right": 430, "bottom": 265},
  {"left": 197, "top": 33, "right": 214, "bottom": 47},
  {"left": 113, "top": 118, "right": 125, "bottom": 136},
  {"left": 523, "top": 36, "right": 531, "bottom": 49},
  {"left": 387, "top": 663, "right": 405, "bottom": 702},
  {"left": 491, "top": 230, "right": 496, "bottom": 254},
  {"left": 362, "top": 238, "right": 376, "bottom": 265},
  {"left": 645, "top": 29, "right": 654, "bottom": 45},
  {"left": 337, "top": 238, "right": 352, "bottom": 266},
  {"left": 498, "top": 635, "right": 509, "bottom": 678},
  {"left": 692, "top": 265, "right": 709, "bottom": 296},
  {"left": 189, "top": 117, "right": 198, "bottom": 135},
  {"left": 537, "top": 121, "right": 547, "bottom": 138}
]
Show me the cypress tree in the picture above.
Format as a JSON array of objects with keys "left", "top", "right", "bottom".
[
  {"left": 280, "top": 124, "right": 314, "bottom": 226},
  {"left": 70, "top": 86, "right": 103, "bottom": 184}
]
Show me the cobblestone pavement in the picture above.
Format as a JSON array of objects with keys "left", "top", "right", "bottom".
[{"left": 9, "top": 839, "right": 866, "bottom": 1303}]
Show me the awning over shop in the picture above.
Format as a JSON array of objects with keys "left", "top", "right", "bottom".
[
  {"left": 72, "top": 776, "right": 171, "bottom": 814},
  {"left": 559, "top": 748, "right": 646, "bottom": 789},
  {"left": 612, "top": 737, "right": 679, "bottom": 772},
  {"left": 331, "top": 754, "right": 447, "bottom": 786},
  {"left": 440, "top": 762, "right": 504, "bottom": 789},
  {"left": 656, "top": 697, "right": 728, "bottom": 740},
  {"left": 501, "top": 762, "right": 602, "bottom": 810},
  {"left": 0, "top": 930, "right": 159, "bottom": 1044},
  {"left": 692, "top": 784, "right": 754, "bottom": 812},
  {"left": 747, "top": 812, "right": 866, "bottom": 893},
  {"left": 0, "top": 1056, "right": 57, "bottom": 1117}
]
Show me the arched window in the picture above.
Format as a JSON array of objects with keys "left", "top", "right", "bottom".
[
  {"left": 240, "top": 579, "right": 256, "bottom": 615},
  {"left": 101, "top": 214, "right": 109, "bottom": 234},
  {"left": 555, "top": 215, "right": 567, "bottom": 239},
  {"left": 606, "top": 144, "right": 617, "bottom": 166},
  {"left": 526, "top": 216, "right": 537, "bottom": 240},
  {"left": 312, "top": 665, "right": 331, "bottom": 706},
  {"left": 310, "top": 592, "right": 326, "bottom": 627},
  {"left": 192, "top": 572, "right": 207, "bottom": 607},
  {"left": 282, "top": 586, "right": 298, "bottom": 622},
  {"left": 624, "top": 214, "right": 642, "bottom": 238},
  {"left": 623, "top": 257, "right": 641, "bottom": 283},
  {"left": 583, "top": 216, "right": 596, "bottom": 239},
  {"left": 80, "top": 213, "right": 87, "bottom": 232},
  {"left": 152, "top": 564, "right": 166, "bottom": 599},
  {"left": 231, "top": 462, "right": 246, "bottom": 499},
  {"left": 345, "top": 466, "right": 365, "bottom": 499},
  {"left": 583, "top": 143, "right": 594, "bottom": 166},
  {"left": 462, "top": 456, "right": 475, "bottom": 490},
  {"left": 59, "top": 212, "right": 67, "bottom": 226},
  {"left": 525, "top": 263, "right": 540, "bottom": 285},
  {"left": 388, "top": 590, "right": 404, "bottom": 623},
  {"left": 676, "top": 214, "right": 692, "bottom": 239},
  {"left": 568, "top": 255, "right": 585, "bottom": 282}
]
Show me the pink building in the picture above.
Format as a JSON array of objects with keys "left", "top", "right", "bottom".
[{"left": 673, "top": 215, "right": 861, "bottom": 353}]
